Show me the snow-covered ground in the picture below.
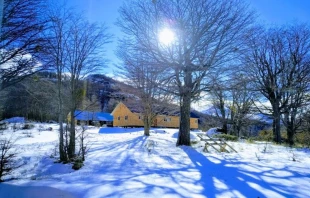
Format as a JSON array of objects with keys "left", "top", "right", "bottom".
[{"left": 0, "top": 123, "right": 310, "bottom": 198}]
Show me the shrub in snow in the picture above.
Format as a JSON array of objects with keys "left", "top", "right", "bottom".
[
  {"left": 295, "top": 132, "right": 310, "bottom": 147},
  {"left": 72, "top": 158, "right": 84, "bottom": 170},
  {"left": 261, "top": 142, "right": 269, "bottom": 153},
  {"left": 258, "top": 130, "right": 273, "bottom": 141},
  {"left": 12, "top": 123, "right": 21, "bottom": 132},
  {"left": 22, "top": 131, "right": 33, "bottom": 138},
  {"left": 0, "top": 121, "right": 8, "bottom": 130},
  {"left": 219, "top": 145, "right": 227, "bottom": 152},
  {"left": 190, "top": 140, "right": 199, "bottom": 145},
  {"left": 256, "top": 142, "right": 272, "bottom": 153},
  {"left": 77, "top": 126, "right": 90, "bottom": 161},
  {"left": 214, "top": 134, "right": 238, "bottom": 142},
  {"left": 255, "top": 152, "right": 261, "bottom": 161},
  {"left": 22, "top": 123, "right": 34, "bottom": 130},
  {"left": 287, "top": 148, "right": 298, "bottom": 162},
  {"left": 50, "top": 144, "right": 59, "bottom": 159},
  {"left": 0, "top": 138, "right": 21, "bottom": 182},
  {"left": 246, "top": 137, "right": 255, "bottom": 143},
  {"left": 145, "top": 139, "right": 156, "bottom": 154}
]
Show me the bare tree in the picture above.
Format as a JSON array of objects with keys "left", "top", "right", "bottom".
[
  {"left": 300, "top": 109, "right": 310, "bottom": 147},
  {"left": 42, "top": 4, "right": 71, "bottom": 162},
  {"left": 117, "top": 0, "right": 254, "bottom": 145},
  {"left": 64, "top": 15, "right": 111, "bottom": 159},
  {"left": 243, "top": 24, "right": 310, "bottom": 144},
  {"left": 208, "top": 72, "right": 255, "bottom": 137},
  {"left": 229, "top": 74, "right": 255, "bottom": 137},
  {"left": 0, "top": 0, "right": 46, "bottom": 90},
  {"left": 43, "top": 4, "right": 111, "bottom": 160},
  {"left": 281, "top": 25, "right": 310, "bottom": 145},
  {"left": 76, "top": 126, "right": 91, "bottom": 162},
  {"left": 117, "top": 40, "right": 175, "bottom": 136},
  {"left": 209, "top": 76, "right": 230, "bottom": 134}
]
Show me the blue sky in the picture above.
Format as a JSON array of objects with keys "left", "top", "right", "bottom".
[{"left": 66, "top": 0, "right": 310, "bottom": 75}]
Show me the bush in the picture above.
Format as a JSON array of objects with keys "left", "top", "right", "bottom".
[
  {"left": 214, "top": 134, "right": 238, "bottom": 141},
  {"left": 22, "top": 131, "right": 33, "bottom": 138},
  {"left": 22, "top": 123, "right": 34, "bottom": 130},
  {"left": 0, "top": 138, "right": 21, "bottom": 182},
  {"left": 295, "top": 132, "right": 310, "bottom": 147},
  {"left": 246, "top": 137, "right": 256, "bottom": 143},
  {"left": 0, "top": 121, "right": 8, "bottom": 130},
  {"left": 257, "top": 130, "right": 273, "bottom": 141},
  {"left": 190, "top": 140, "right": 199, "bottom": 145},
  {"left": 12, "top": 123, "right": 21, "bottom": 132},
  {"left": 72, "top": 158, "right": 84, "bottom": 170}
]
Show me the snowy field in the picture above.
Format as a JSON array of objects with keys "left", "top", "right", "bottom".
[{"left": 0, "top": 123, "right": 310, "bottom": 198}]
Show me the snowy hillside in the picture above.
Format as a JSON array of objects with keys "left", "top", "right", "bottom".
[
  {"left": 202, "top": 106, "right": 230, "bottom": 117},
  {"left": 0, "top": 123, "right": 309, "bottom": 198}
]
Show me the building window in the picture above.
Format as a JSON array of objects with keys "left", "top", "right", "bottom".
[
  {"left": 195, "top": 120, "right": 198, "bottom": 123},
  {"left": 125, "top": 115, "right": 128, "bottom": 120},
  {"left": 138, "top": 115, "right": 142, "bottom": 120},
  {"left": 118, "top": 116, "right": 120, "bottom": 120},
  {"left": 164, "top": 117, "right": 171, "bottom": 122}
]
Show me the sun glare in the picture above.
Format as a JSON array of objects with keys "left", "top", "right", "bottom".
[{"left": 158, "top": 28, "right": 175, "bottom": 45}]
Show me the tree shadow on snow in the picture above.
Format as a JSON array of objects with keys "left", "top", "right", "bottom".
[
  {"left": 0, "top": 183, "right": 75, "bottom": 198},
  {"left": 33, "top": 157, "right": 73, "bottom": 180},
  {"left": 182, "top": 146, "right": 308, "bottom": 198},
  {"left": 7, "top": 133, "right": 309, "bottom": 198},
  {"left": 98, "top": 127, "right": 145, "bottom": 134},
  {"left": 70, "top": 136, "right": 307, "bottom": 197}
]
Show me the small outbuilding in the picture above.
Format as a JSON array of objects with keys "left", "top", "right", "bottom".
[{"left": 74, "top": 110, "right": 113, "bottom": 126}]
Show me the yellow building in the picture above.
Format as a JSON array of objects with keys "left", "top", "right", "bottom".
[{"left": 111, "top": 102, "right": 198, "bottom": 129}]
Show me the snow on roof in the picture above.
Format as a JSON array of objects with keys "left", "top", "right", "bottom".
[{"left": 74, "top": 110, "right": 113, "bottom": 121}]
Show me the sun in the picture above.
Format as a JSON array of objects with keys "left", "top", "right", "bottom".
[{"left": 158, "top": 28, "right": 175, "bottom": 45}]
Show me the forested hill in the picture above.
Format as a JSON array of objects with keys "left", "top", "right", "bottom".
[{"left": 0, "top": 72, "right": 203, "bottom": 123}]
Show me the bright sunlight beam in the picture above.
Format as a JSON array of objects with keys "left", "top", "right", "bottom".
[{"left": 158, "top": 28, "right": 175, "bottom": 45}]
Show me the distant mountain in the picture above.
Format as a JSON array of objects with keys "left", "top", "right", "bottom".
[
  {"left": 247, "top": 113, "right": 273, "bottom": 124},
  {"left": 201, "top": 105, "right": 273, "bottom": 124},
  {"left": 201, "top": 106, "right": 230, "bottom": 117}
]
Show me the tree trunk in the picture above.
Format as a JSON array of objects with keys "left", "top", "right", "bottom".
[
  {"left": 222, "top": 122, "right": 228, "bottom": 134},
  {"left": 177, "top": 93, "right": 191, "bottom": 146},
  {"left": 287, "top": 123, "right": 294, "bottom": 146},
  {"left": 144, "top": 115, "right": 151, "bottom": 136},
  {"left": 58, "top": 84, "right": 67, "bottom": 162},
  {"left": 58, "top": 119, "right": 67, "bottom": 161},
  {"left": 236, "top": 121, "right": 241, "bottom": 137},
  {"left": 272, "top": 102, "right": 281, "bottom": 143},
  {"left": 285, "top": 112, "right": 295, "bottom": 146},
  {"left": 143, "top": 105, "right": 151, "bottom": 136},
  {"left": 220, "top": 102, "right": 228, "bottom": 134},
  {"left": 68, "top": 109, "right": 76, "bottom": 159}
]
